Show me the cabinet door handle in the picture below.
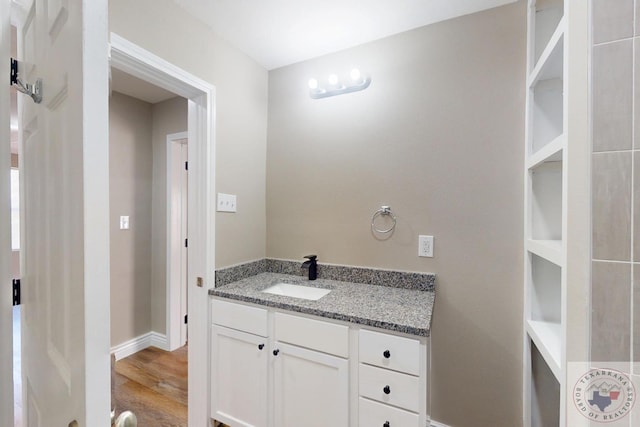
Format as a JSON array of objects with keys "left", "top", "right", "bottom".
[
  {"left": 273, "top": 349, "right": 280, "bottom": 356},
  {"left": 383, "top": 350, "right": 391, "bottom": 359},
  {"left": 258, "top": 344, "right": 265, "bottom": 350},
  {"left": 383, "top": 422, "right": 390, "bottom": 427},
  {"left": 383, "top": 385, "right": 391, "bottom": 395}
]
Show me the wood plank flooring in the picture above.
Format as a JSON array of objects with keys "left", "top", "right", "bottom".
[{"left": 113, "top": 346, "right": 189, "bottom": 427}]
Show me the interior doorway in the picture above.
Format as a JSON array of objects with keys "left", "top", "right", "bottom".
[{"left": 108, "top": 67, "right": 188, "bottom": 359}]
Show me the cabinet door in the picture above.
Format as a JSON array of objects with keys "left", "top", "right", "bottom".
[
  {"left": 211, "top": 325, "right": 268, "bottom": 427},
  {"left": 274, "top": 342, "right": 349, "bottom": 427}
]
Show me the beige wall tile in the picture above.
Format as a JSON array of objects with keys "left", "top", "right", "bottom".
[
  {"left": 591, "top": 261, "right": 631, "bottom": 362},
  {"left": 592, "top": 152, "right": 632, "bottom": 261},
  {"left": 592, "top": 0, "right": 634, "bottom": 44},
  {"left": 593, "top": 40, "right": 633, "bottom": 152},
  {"left": 637, "top": 0, "right": 640, "bottom": 36},
  {"left": 634, "top": 265, "right": 640, "bottom": 362},
  {"left": 636, "top": 153, "right": 640, "bottom": 261}
]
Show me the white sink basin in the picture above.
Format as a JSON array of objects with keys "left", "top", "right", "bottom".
[{"left": 262, "top": 283, "right": 331, "bottom": 301}]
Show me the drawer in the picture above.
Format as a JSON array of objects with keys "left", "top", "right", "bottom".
[
  {"left": 211, "top": 298, "right": 268, "bottom": 337},
  {"left": 275, "top": 312, "right": 349, "bottom": 358},
  {"left": 359, "top": 397, "right": 419, "bottom": 427},
  {"left": 359, "top": 364, "right": 420, "bottom": 412},
  {"left": 359, "top": 329, "right": 420, "bottom": 375}
]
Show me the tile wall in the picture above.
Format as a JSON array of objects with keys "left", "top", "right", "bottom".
[{"left": 591, "top": 0, "right": 638, "bottom": 365}]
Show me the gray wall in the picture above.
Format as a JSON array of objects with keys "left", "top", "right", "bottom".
[
  {"left": 150, "top": 96, "right": 187, "bottom": 334},
  {"left": 110, "top": 0, "right": 269, "bottom": 269},
  {"left": 590, "top": 0, "right": 639, "bottom": 366},
  {"left": 266, "top": 3, "right": 526, "bottom": 426},
  {"left": 109, "top": 91, "right": 153, "bottom": 346}
]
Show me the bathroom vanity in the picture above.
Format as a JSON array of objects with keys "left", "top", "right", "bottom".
[{"left": 209, "top": 270, "right": 434, "bottom": 427}]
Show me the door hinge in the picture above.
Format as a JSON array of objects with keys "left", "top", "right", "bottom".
[
  {"left": 12, "top": 279, "right": 20, "bottom": 306},
  {"left": 184, "top": 238, "right": 188, "bottom": 248},
  {"left": 184, "top": 314, "right": 188, "bottom": 324},
  {"left": 185, "top": 161, "right": 188, "bottom": 171}
]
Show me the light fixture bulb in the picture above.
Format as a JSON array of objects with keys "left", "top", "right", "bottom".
[
  {"left": 328, "top": 74, "right": 339, "bottom": 85},
  {"left": 350, "top": 68, "right": 361, "bottom": 82},
  {"left": 308, "top": 78, "right": 318, "bottom": 90}
]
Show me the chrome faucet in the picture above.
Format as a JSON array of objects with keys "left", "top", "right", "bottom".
[{"left": 301, "top": 255, "right": 317, "bottom": 280}]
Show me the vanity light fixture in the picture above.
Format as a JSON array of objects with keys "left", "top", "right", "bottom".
[{"left": 308, "top": 68, "right": 371, "bottom": 99}]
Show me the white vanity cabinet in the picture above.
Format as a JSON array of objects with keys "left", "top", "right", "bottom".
[{"left": 210, "top": 297, "right": 430, "bottom": 427}]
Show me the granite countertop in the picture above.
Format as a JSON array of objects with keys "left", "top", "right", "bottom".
[{"left": 209, "top": 272, "right": 435, "bottom": 337}]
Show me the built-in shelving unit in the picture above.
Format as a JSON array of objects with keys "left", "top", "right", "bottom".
[
  {"left": 524, "top": 0, "right": 566, "bottom": 425},
  {"left": 524, "top": 1, "right": 589, "bottom": 425}
]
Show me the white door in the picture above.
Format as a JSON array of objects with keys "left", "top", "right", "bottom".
[
  {"left": 0, "top": 0, "right": 15, "bottom": 425},
  {"left": 10, "top": 0, "right": 110, "bottom": 426},
  {"left": 211, "top": 325, "right": 269, "bottom": 427},
  {"left": 168, "top": 134, "right": 188, "bottom": 350},
  {"left": 274, "top": 342, "right": 349, "bottom": 427}
]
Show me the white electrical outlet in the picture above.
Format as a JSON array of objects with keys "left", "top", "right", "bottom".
[
  {"left": 418, "top": 235, "right": 434, "bottom": 257},
  {"left": 217, "top": 193, "right": 237, "bottom": 212},
  {"left": 120, "top": 216, "right": 130, "bottom": 230}
]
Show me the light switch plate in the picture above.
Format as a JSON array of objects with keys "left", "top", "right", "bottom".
[
  {"left": 120, "top": 216, "right": 130, "bottom": 230},
  {"left": 217, "top": 193, "right": 237, "bottom": 212},
  {"left": 418, "top": 235, "right": 434, "bottom": 257}
]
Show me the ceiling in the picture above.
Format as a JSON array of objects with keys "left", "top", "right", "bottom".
[
  {"left": 110, "top": 68, "right": 178, "bottom": 104},
  {"left": 173, "top": 0, "right": 518, "bottom": 70}
]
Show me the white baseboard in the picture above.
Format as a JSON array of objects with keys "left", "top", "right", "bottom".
[
  {"left": 111, "top": 331, "right": 168, "bottom": 361},
  {"left": 431, "top": 420, "right": 452, "bottom": 427}
]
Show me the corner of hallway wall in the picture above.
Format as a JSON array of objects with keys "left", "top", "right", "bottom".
[{"left": 109, "top": 0, "right": 269, "bottom": 270}]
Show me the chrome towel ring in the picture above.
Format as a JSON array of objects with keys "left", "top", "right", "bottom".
[{"left": 371, "top": 206, "right": 396, "bottom": 234}]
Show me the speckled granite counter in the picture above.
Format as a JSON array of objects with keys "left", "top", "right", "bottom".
[{"left": 209, "top": 272, "right": 435, "bottom": 337}]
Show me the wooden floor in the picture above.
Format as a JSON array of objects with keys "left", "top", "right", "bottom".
[{"left": 113, "top": 346, "right": 189, "bottom": 427}]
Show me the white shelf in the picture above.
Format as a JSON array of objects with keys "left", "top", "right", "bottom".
[
  {"left": 527, "top": 320, "right": 562, "bottom": 381},
  {"left": 529, "top": 16, "right": 565, "bottom": 88},
  {"left": 527, "top": 239, "right": 563, "bottom": 267},
  {"left": 532, "top": 0, "right": 564, "bottom": 64},
  {"left": 527, "top": 134, "right": 564, "bottom": 170}
]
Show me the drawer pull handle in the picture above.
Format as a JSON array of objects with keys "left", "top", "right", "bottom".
[
  {"left": 258, "top": 344, "right": 265, "bottom": 350},
  {"left": 383, "top": 422, "right": 390, "bottom": 427},
  {"left": 273, "top": 349, "right": 280, "bottom": 356},
  {"left": 383, "top": 385, "right": 391, "bottom": 395},
  {"left": 383, "top": 350, "right": 391, "bottom": 359}
]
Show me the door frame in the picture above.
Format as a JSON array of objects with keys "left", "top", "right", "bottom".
[
  {"left": 109, "top": 33, "right": 216, "bottom": 427},
  {"left": 166, "top": 131, "right": 188, "bottom": 351}
]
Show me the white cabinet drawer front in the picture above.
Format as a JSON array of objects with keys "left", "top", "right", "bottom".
[
  {"left": 211, "top": 298, "right": 268, "bottom": 337},
  {"left": 359, "top": 329, "right": 420, "bottom": 375},
  {"left": 275, "top": 312, "right": 349, "bottom": 357},
  {"left": 359, "top": 364, "right": 420, "bottom": 412},
  {"left": 358, "top": 397, "right": 420, "bottom": 427}
]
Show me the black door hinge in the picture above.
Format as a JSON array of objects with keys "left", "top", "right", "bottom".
[
  {"left": 12, "top": 279, "right": 20, "bottom": 306},
  {"left": 185, "top": 161, "right": 188, "bottom": 171},
  {"left": 185, "top": 238, "right": 188, "bottom": 248},
  {"left": 184, "top": 314, "right": 188, "bottom": 324},
  {"left": 10, "top": 58, "right": 18, "bottom": 86}
]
